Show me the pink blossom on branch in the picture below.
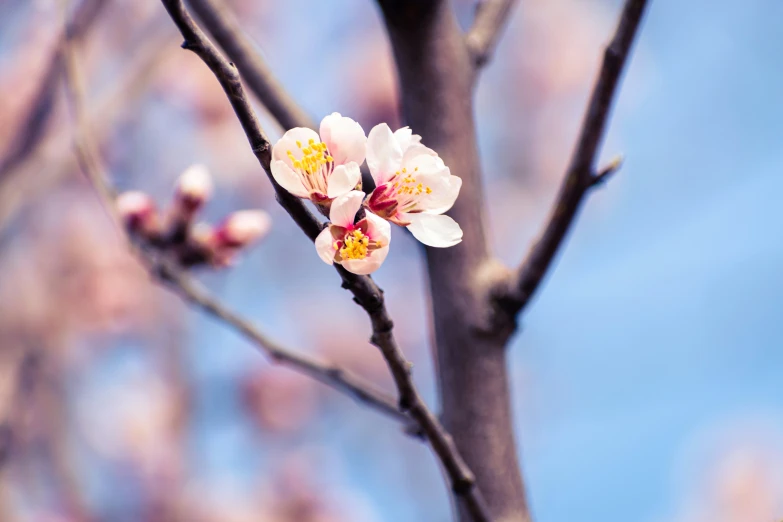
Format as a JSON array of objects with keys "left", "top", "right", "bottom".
[
  {"left": 315, "top": 191, "right": 390, "bottom": 275},
  {"left": 364, "top": 124, "right": 463, "bottom": 247},
  {"left": 271, "top": 113, "right": 366, "bottom": 212}
]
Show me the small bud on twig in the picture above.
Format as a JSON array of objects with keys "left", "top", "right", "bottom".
[
  {"left": 117, "top": 191, "right": 159, "bottom": 238},
  {"left": 215, "top": 210, "right": 271, "bottom": 249}
]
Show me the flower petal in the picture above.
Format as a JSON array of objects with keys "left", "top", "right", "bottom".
[
  {"left": 366, "top": 123, "right": 403, "bottom": 185},
  {"left": 403, "top": 146, "right": 441, "bottom": 172},
  {"left": 405, "top": 213, "right": 463, "bottom": 247},
  {"left": 364, "top": 210, "right": 391, "bottom": 247},
  {"left": 415, "top": 169, "right": 462, "bottom": 214},
  {"left": 342, "top": 244, "right": 389, "bottom": 275},
  {"left": 320, "top": 113, "right": 366, "bottom": 166},
  {"left": 271, "top": 160, "right": 309, "bottom": 198},
  {"left": 329, "top": 190, "right": 365, "bottom": 228},
  {"left": 327, "top": 162, "right": 362, "bottom": 198},
  {"left": 272, "top": 127, "right": 321, "bottom": 167},
  {"left": 393, "top": 126, "right": 422, "bottom": 152},
  {"left": 315, "top": 227, "right": 336, "bottom": 265}
]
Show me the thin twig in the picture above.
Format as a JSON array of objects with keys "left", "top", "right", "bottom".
[
  {"left": 0, "top": 0, "right": 106, "bottom": 183},
  {"left": 465, "top": 0, "right": 518, "bottom": 70},
  {"left": 158, "top": 1, "right": 491, "bottom": 519},
  {"left": 59, "top": 23, "right": 409, "bottom": 429},
  {"left": 496, "top": 0, "right": 648, "bottom": 319},
  {"left": 186, "top": 0, "right": 315, "bottom": 131}
]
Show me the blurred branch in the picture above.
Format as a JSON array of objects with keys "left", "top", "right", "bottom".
[
  {"left": 60, "top": 38, "right": 408, "bottom": 428},
  {"left": 158, "top": 1, "right": 489, "bottom": 518},
  {"left": 465, "top": 0, "right": 518, "bottom": 70},
  {"left": 495, "top": 0, "right": 648, "bottom": 320},
  {"left": 0, "top": 23, "right": 172, "bottom": 234},
  {"left": 186, "top": 0, "right": 315, "bottom": 131},
  {"left": 0, "top": 0, "right": 106, "bottom": 183},
  {"left": 0, "top": 350, "right": 41, "bottom": 473}
]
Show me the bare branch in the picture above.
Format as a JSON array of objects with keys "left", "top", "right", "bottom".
[
  {"left": 158, "top": 1, "right": 490, "bottom": 518},
  {"left": 496, "top": 0, "right": 649, "bottom": 320},
  {"left": 186, "top": 0, "right": 315, "bottom": 131},
  {"left": 465, "top": 0, "right": 518, "bottom": 70},
  {"left": 60, "top": 21, "right": 409, "bottom": 430},
  {"left": 0, "top": 0, "right": 106, "bottom": 182},
  {"left": 592, "top": 154, "right": 624, "bottom": 187}
]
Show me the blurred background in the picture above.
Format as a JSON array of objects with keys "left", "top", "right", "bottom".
[{"left": 1, "top": 0, "right": 782, "bottom": 521}]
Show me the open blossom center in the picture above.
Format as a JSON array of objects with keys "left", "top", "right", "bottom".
[
  {"left": 338, "top": 229, "right": 371, "bottom": 260},
  {"left": 394, "top": 167, "right": 432, "bottom": 200},
  {"left": 286, "top": 138, "right": 334, "bottom": 193}
]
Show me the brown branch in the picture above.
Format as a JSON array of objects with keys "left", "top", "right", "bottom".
[
  {"left": 496, "top": 0, "right": 649, "bottom": 320},
  {"left": 376, "top": 1, "right": 524, "bottom": 520},
  {"left": 158, "top": 1, "right": 490, "bottom": 519},
  {"left": 60, "top": 21, "right": 408, "bottom": 430},
  {"left": 186, "top": 0, "right": 315, "bottom": 131},
  {"left": 0, "top": 0, "right": 106, "bottom": 183},
  {"left": 465, "top": 0, "right": 518, "bottom": 70}
]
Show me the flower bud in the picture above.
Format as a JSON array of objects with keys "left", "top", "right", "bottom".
[
  {"left": 174, "top": 164, "right": 212, "bottom": 214},
  {"left": 117, "top": 191, "right": 158, "bottom": 237},
  {"left": 215, "top": 210, "right": 271, "bottom": 249}
]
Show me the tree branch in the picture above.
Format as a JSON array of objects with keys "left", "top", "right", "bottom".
[
  {"left": 0, "top": 0, "right": 106, "bottom": 183},
  {"left": 376, "top": 1, "right": 527, "bottom": 520},
  {"left": 496, "top": 0, "right": 649, "bottom": 320},
  {"left": 61, "top": 1, "right": 491, "bottom": 518},
  {"left": 60, "top": 17, "right": 409, "bottom": 431},
  {"left": 185, "top": 0, "right": 315, "bottom": 131},
  {"left": 465, "top": 0, "right": 518, "bottom": 70}
]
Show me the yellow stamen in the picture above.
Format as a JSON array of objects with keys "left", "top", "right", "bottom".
[{"left": 339, "top": 229, "right": 371, "bottom": 260}]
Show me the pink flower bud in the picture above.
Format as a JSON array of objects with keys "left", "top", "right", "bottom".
[
  {"left": 174, "top": 164, "right": 212, "bottom": 213},
  {"left": 216, "top": 210, "right": 271, "bottom": 248},
  {"left": 117, "top": 191, "right": 157, "bottom": 235}
]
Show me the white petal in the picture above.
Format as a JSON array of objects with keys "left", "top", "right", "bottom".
[
  {"left": 315, "top": 227, "right": 336, "bottom": 265},
  {"left": 329, "top": 190, "right": 365, "bottom": 228},
  {"left": 271, "top": 160, "right": 309, "bottom": 198},
  {"left": 402, "top": 145, "right": 441, "bottom": 171},
  {"left": 364, "top": 211, "right": 391, "bottom": 247},
  {"left": 366, "top": 123, "right": 402, "bottom": 186},
  {"left": 272, "top": 127, "right": 321, "bottom": 167},
  {"left": 392, "top": 127, "right": 409, "bottom": 150},
  {"left": 405, "top": 213, "right": 463, "bottom": 247},
  {"left": 327, "top": 162, "right": 362, "bottom": 198},
  {"left": 320, "top": 113, "right": 366, "bottom": 166},
  {"left": 415, "top": 170, "right": 462, "bottom": 214},
  {"left": 342, "top": 244, "right": 389, "bottom": 275}
]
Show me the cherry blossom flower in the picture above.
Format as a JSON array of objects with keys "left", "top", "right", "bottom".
[
  {"left": 364, "top": 124, "right": 463, "bottom": 247},
  {"left": 271, "top": 113, "right": 366, "bottom": 212},
  {"left": 315, "top": 191, "right": 390, "bottom": 275}
]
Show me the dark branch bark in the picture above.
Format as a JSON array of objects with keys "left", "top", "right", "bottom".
[
  {"left": 377, "top": 1, "right": 528, "bottom": 521},
  {"left": 0, "top": 0, "right": 106, "bottom": 183},
  {"left": 465, "top": 0, "right": 518, "bottom": 70},
  {"left": 185, "top": 0, "right": 315, "bottom": 131},
  {"left": 60, "top": 13, "right": 409, "bottom": 431},
  {"left": 495, "top": 0, "right": 649, "bottom": 321}
]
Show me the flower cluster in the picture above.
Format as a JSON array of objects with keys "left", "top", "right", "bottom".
[
  {"left": 117, "top": 164, "right": 270, "bottom": 267},
  {"left": 272, "top": 113, "right": 463, "bottom": 274}
]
